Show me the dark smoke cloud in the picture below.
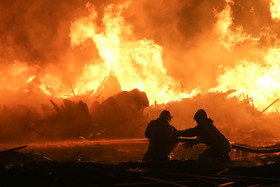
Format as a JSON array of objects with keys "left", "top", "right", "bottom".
[
  {"left": 231, "top": 0, "right": 277, "bottom": 37},
  {"left": 123, "top": 0, "right": 280, "bottom": 90},
  {"left": 1, "top": 0, "right": 72, "bottom": 64},
  {"left": 0, "top": 0, "right": 121, "bottom": 99},
  {"left": 0, "top": 0, "right": 114, "bottom": 65},
  {"left": 177, "top": 0, "right": 225, "bottom": 40},
  {"left": 125, "top": 0, "right": 224, "bottom": 45},
  {"left": 223, "top": 0, "right": 280, "bottom": 50},
  {"left": 124, "top": 0, "right": 227, "bottom": 89}
]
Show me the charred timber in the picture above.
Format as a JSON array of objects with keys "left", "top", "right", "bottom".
[
  {"left": 0, "top": 145, "right": 27, "bottom": 153},
  {"left": 49, "top": 99, "right": 61, "bottom": 113}
]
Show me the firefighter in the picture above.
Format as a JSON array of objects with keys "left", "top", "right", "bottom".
[
  {"left": 143, "top": 110, "right": 180, "bottom": 162},
  {"left": 182, "top": 109, "right": 231, "bottom": 163}
]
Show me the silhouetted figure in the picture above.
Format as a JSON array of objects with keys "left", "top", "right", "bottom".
[
  {"left": 183, "top": 109, "right": 231, "bottom": 163},
  {"left": 143, "top": 110, "right": 180, "bottom": 162}
]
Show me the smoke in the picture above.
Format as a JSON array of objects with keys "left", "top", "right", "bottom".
[
  {"left": 230, "top": 0, "right": 277, "bottom": 38},
  {"left": 0, "top": 0, "right": 114, "bottom": 96},
  {"left": 123, "top": 0, "right": 227, "bottom": 89},
  {"left": 1, "top": 0, "right": 74, "bottom": 64},
  {"left": 123, "top": 0, "right": 280, "bottom": 90}
]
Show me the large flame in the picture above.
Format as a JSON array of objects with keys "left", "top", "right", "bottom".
[
  {"left": 1, "top": 0, "right": 280, "bottom": 112},
  {"left": 69, "top": 3, "right": 190, "bottom": 104},
  {"left": 213, "top": 48, "right": 280, "bottom": 111},
  {"left": 214, "top": 0, "right": 259, "bottom": 51},
  {"left": 211, "top": 0, "right": 280, "bottom": 112}
]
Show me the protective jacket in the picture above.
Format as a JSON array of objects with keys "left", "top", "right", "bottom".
[
  {"left": 143, "top": 118, "right": 180, "bottom": 162},
  {"left": 182, "top": 118, "right": 231, "bottom": 162}
]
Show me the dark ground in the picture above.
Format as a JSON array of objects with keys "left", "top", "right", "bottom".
[
  {"left": 1, "top": 142, "right": 280, "bottom": 186},
  {"left": 1, "top": 159, "right": 280, "bottom": 186}
]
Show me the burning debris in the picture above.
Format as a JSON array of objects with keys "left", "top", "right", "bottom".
[
  {"left": 1, "top": 87, "right": 280, "bottom": 159},
  {"left": 90, "top": 89, "right": 149, "bottom": 138},
  {"left": 0, "top": 88, "right": 149, "bottom": 142},
  {"left": 40, "top": 99, "right": 93, "bottom": 140}
]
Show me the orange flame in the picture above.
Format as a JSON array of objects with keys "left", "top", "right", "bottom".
[
  {"left": 270, "top": 0, "right": 280, "bottom": 22},
  {"left": 214, "top": 0, "right": 259, "bottom": 51},
  {"left": 2, "top": 1, "right": 280, "bottom": 113},
  {"left": 212, "top": 0, "right": 280, "bottom": 112},
  {"left": 69, "top": 3, "right": 193, "bottom": 104},
  {"left": 212, "top": 48, "right": 280, "bottom": 111},
  {"left": 0, "top": 61, "right": 35, "bottom": 91}
]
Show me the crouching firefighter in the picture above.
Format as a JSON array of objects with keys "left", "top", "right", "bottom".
[
  {"left": 143, "top": 110, "right": 183, "bottom": 162},
  {"left": 182, "top": 109, "right": 231, "bottom": 164}
]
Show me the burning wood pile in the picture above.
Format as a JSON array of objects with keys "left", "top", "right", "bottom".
[
  {"left": 0, "top": 87, "right": 280, "bottom": 148},
  {"left": 0, "top": 89, "right": 149, "bottom": 142}
]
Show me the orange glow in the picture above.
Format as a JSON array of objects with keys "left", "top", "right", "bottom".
[
  {"left": 0, "top": 61, "right": 35, "bottom": 91},
  {"left": 210, "top": 0, "right": 280, "bottom": 112},
  {"left": 1, "top": 1, "right": 280, "bottom": 113},
  {"left": 270, "top": 0, "right": 280, "bottom": 22},
  {"left": 214, "top": 0, "right": 259, "bottom": 51},
  {"left": 212, "top": 48, "right": 280, "bottom": 112},
  {"left": 69, "top": 3, "right": 191, "bottom": 104},
  {"left": 26, "top": 75, "right": 36, "bottom": 83}
]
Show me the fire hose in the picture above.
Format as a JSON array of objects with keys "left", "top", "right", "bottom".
[
  {"left": 178, "top": 138, "right": 280, "bottom": 153},
  {"left": 2, "top": 138, "right": 280, "bottom": 154}
]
